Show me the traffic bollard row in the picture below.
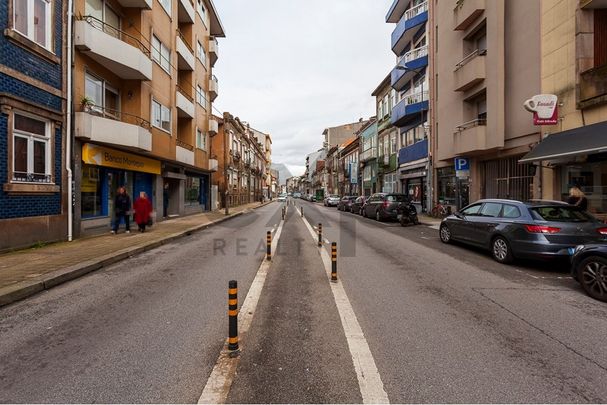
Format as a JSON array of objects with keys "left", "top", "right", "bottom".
[
  {"left": 228, "top": 280, "right": 239, "bottom": 353},
  {"left": 331, "top": 242, "right": 338, "bottom": 282}
]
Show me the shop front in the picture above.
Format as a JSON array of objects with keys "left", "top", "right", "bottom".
[
  {"left": 436, "top": 166, "right": 469, "bottom": 211},
  {"left": 184, "top": 171, "right": 211, "bottom": 214},
  {"left": 79, "top": 143, "right": 160, "bottom": 232},
  {"left": 400, "top": 166, "right": 427, "bottom": 213}
]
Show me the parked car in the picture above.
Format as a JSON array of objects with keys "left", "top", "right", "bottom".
[
  {"left": 324, "top": 194, "right": 341, "bottom": 207},
  {"left": 337, "top": 196, "right": 358, "bottom": 212},
  {"left": 363, "top": 193, "right": 409, "bottom": 221},
  {"left": 439, "top": 199, "right": 607, "bottom": 264},
  {"left": 277, "top": 193, "right": 287, "bottom": 202},
  {"left": 350, "top": 196, "right": 368, "bottom": 215},
  {"left": 571, "top": 244, "right": 607, "bottom": 302},
  {"left": 307, "top": 194, "right": 316, "bottom": 202},
  {"left": 293, "top": 192, "right": 302, "bottom": 199}
]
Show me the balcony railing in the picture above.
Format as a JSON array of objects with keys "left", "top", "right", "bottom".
[
  {"left": 176, "top": 84, "right": 194, "bottom": 102},
  {"left": 403, "top": 45, "right": 428, "bottom": 64},
  {"left": 176, "top": 139, "right": 194, "bottom": 151},
  {"left": 455, "top": 118, "right": 487, "bottom": 132},
  {"left": 404, "top": 90, "right": 429, "bottom": 106},
  {"left": 455, "top": 48, "right": 486, "bottom": 70},
  {"left": 404, "top": 0, "right": 428, "bottom": 22},
  {"left": 78, "top": 15, "right": 151, "bottom": 57},
  {"left": 80, "top": 103, "right": 151, "bottom": 130},
  {"left": 176, "top": 29, "right": 193, "bottom": 54}
]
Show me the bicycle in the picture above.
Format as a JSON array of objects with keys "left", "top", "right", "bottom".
[{"left": 431, "top": 202, "right": 452, "bottom": 218}]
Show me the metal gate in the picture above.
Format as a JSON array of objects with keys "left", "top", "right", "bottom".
[{"left": 483, "top": 156, "right": 534, "bottom": 201}]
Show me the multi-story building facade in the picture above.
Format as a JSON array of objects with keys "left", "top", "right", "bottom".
[
  {"left": 325, "top": 144, "right": 339, "bottom": 195},
  {"left": 372, "top": 74, "right": 400, "bottom": 194},
  {"left": 0, "top": 0, "right": 68, "bottom": 250},
  {"left": 520, "top": 0, "right": 607, "bottom": 220},
  {"left": 212, "top": 113, "right": 266, "bottom": 208},
  {"left": 323, "top": 120, "right": 367, "bottom": 151},
  {"left": 359, "top": 119, "right": 379, "bottom": 196},
  {"left": 433, "top": 0, "right": 541, "bottom": 210},
  {"left": 338, "top": 136, "right": 360, "bottom": 196},
  {"left": 72, "top": 0, "right": 225, "bottom": 234},
  {"left": 387, "top": 0, "right": 432, "bottom": 212}
]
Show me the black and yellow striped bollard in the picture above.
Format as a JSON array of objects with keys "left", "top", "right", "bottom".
[
  {"left": 301, "top": 206, "right": 304, "bottom": 217},
  {"left": 331, "top": 242, "right": 338, "bottom": 283},
  {"left": 228, "top": 280, "right": 239, "bottom": 353},
  {"left": 266, "top": 231, "right": 272, "bottom": 261},
  {"left": 318, "top": 223, "right": 323, "bottom": 246}
]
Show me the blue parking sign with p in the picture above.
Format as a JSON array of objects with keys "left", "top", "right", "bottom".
[{"left": 455, "top": 158, "right": 470, "bottom": 171}]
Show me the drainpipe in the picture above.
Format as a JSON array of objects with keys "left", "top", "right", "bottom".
[{"left": 66, "top": 0, "right": 74, "bottom": 241}]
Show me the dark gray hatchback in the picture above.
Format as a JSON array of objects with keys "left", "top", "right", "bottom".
[{"left": 439, "top": 199, "right": 607, "bottom": 264}]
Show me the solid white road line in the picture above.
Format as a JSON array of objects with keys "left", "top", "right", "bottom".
[
  {"left": 198, "top": 215, "right": 285, "bottom": 404},
  {"left": 295, "top": 206, "right": 390, "bottom": 404}
]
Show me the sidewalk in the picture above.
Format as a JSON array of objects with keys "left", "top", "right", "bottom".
[
  {"left": 418, "top": 213, "right": 443, "bottom": 227},
  {"left": 0, "top": 201, "right": 273, "bottom": 307}
]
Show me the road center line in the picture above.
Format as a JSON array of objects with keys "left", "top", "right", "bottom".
[
  {"left": 295, "top": 206, "right": 390, "bottom": 404},
  {"left": 198, "top": 211, "right": 285, "bottom": 404}
]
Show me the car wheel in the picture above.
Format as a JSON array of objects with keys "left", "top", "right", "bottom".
[
  {"left": 439, "top": 224, "right": 451, "bottom": 243},
  {"left": 375, "top": 210, "right": 382, "bottom": 222},
  {"left": 577, "top": 256, "right": 607, "bottom": 302},
  {"left": 362, "top": 208, "right": 367, "bottom": 218},
  {"left": 492, "top": 236, "right": 514, "bottom": 264}
]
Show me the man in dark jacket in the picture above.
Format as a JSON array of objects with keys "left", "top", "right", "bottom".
[{"left": 112, "top": 187, "right": 131, "bottom": 234}]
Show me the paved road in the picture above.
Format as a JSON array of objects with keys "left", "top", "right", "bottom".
[
  {"left": 0, "top": 203, "right": 283, "bottom": 403},
  {"left": 298, "top": 199, "right": 607, "bottom": 403}
]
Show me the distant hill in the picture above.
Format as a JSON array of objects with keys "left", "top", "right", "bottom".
[{"left": 270, "top": 163, "right": 293, "bottom": 186}]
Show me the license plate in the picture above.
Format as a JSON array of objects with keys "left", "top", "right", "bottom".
[
  {"left": 397, "top": 214, "right": 403, "bottom": 220},
  {"left": 567, "top": 247, "right": 576, "bottom": 256}
]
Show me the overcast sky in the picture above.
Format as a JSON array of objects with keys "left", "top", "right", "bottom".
[{"left": 213, "top": 0, "right": 395, "bottom": 176}]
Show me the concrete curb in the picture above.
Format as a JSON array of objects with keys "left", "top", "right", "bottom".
[{"left": 0, "top": 202, "right": 273, "bottom": 307}]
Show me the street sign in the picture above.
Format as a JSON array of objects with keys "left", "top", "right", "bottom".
[
  {"left": 523, "top": 94, "right": 559, "bottom": 125},
  {"left": 455, "top": 157, "right": 470, "bottom": 179}
]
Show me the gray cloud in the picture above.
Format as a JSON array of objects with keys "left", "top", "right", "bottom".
[{"left": 213, "top": 0, "right": 394, "bottom": 168}]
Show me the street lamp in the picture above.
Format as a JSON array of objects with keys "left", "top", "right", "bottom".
[{"left": 395, "top": 63, "right": 432, "bottom": 213}]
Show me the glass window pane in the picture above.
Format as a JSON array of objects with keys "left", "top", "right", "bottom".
[
  {"left": 85, "top": 0, "right": 103, "bottom": 19},
  {"left": 104, "top": 4, "right": 120, "bottom": 38},
  {"left": 161, "top": 105, "right": 171, "bottom": 132},
  {"left": 104, "top": 85, "right": 119, "bottom": 115},
  {"left": 85, "top": 73, "right": 103, "bottom": 108},
  {"left": 81, "top": 165, "right": 103, "bottom": 217},
  {"left": 15, "top": 114, "right": 46, "bottom": 136},
  {"left": 480, "top": 203, "right": 502, "bottom": 218},
  {"left": 14, "top": 0, "right": 28, "bottom": 35},
  {"left": 34, "top": 0, "right": 48, "bottom": 47},
  {"left": 14, "top": 136, "right": 28, "bottom": 173},
  {"left": 33, "top": 140, "right": 46, "bottom": 174},
  {"left": 152, "top": 36, "right": 161, "bottom": 64},
  {"left": 152, "top": 101, "right": 161, "bottom": 128}
]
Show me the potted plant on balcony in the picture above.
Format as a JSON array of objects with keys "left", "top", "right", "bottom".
[{"left": 81, "top": 96, "right": 95, "bottom": 112}]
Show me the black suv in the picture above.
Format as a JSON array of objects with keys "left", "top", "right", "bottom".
[{"left": 363, "top": 193, "right": 409, "bottom": 221}]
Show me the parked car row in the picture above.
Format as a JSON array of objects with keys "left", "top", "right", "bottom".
[{"left": 438, "top": 199, "right": 607, "bottom": 302}]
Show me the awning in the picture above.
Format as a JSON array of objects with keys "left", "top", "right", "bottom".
[{"left": 519, "top": 121, "right": 607, "bottom": 163}]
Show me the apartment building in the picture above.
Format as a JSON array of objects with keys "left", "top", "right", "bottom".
[
  {"left": 0, "top": 0, "right": 68, "bottom": 250},
  {"left": 249, "top": 126, "right": 272, "bottom": 199},
  {"left": 325, "top": 144, "right": 339, "bottom": 195},
  {"left": 358, "top": 118, "right": 379, "bottom": 196},
  {"left": 212, "top": 113, "right": 266, "bottom": 208},
  {"left": 72, "top": 0, "right": 224, "bottom": 234},
  {"left": 338, "top": 136, "right": 360, "bottom": 196},
  {"left": 387, "top": 0, "right": 431, "bottom": 212},
  {"left": 433, "top": 0, "right": 541, "bottom": 209},
  {"left": 323, "top": 120, "right": 367, "bottom": 151},
  {"left": 372, "top": 74, "right": 400, "bottom": 194},
  {"left": 520, "top": 0, "right": 607, "bottom": 220}
]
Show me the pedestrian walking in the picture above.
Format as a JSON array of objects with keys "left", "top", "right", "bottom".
[
  {"left": 567, "top": 186, "right": 588, "bottom": 211},
  {"left": 112, "top": 187, "right": 131, "bottom": 234},
  {"left": 163, "top": 182, "right": 170, "bottom": 219},
  {"left": 133, "top": 191, "right": 153, "bottom": 233}
]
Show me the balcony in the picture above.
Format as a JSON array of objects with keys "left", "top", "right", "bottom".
[
  {"left": 74, "top": 17, "right": 152, "bottom": 81},
  {"left": 391, "top": 90, "right": 429, "bottom": 127},
  {"left": 209, "top": 75, "right": 218, "bottom": 101},
  {"left": 177, "top": 0, "right": 195, "bottom": 23},
  {"left": 579, "top": 65, "right": 607, "bottom": 109},
  {"left": 391, "top": 45, "right": 428, "bottom": 91},
  {"left": 398, "top": 138, "right": 428, "bottom": 165},
  {"left": 116, "top": 0, "right": 151, "bottom": 8},
  {"left": 176, "top": 85, "right": 195, "bottom": 118},
  {"left": 580, "top": 0, "right": 607, "bottom": 8},
  {"left": 176, "top": 30, "right": 195, "bottom": 71},
  {"left": 75, "top": 106, "right": 152, "bottom": 152},
  {"left": 386, "top": 0, "right": 411, "bottom": 23},
  {"left": 391, "top": 1, "right": 428, "bottom": 56},
  {"left": 209, "top": 119, "right": 219, "bottom": 135},
  {"left": 453, "top": 119, "right": 487, "bottom": 155},
  {"left": 360, "top": 147, "right": 377, "bottom": 162},
  {"left": 454, "top": 49, "right": 486, "bottom": 92},
  {"left": 176, "top": 140, "right": 195, "bottom": 166},
  {"left": 209, "top": 159, "right": 219, "bottom": 172},
  {"left": 209, "top": 37, "right": 219, "bottom": 66},
  {"left": 454, "top": 0, "right": 485, "bottom": 31}
]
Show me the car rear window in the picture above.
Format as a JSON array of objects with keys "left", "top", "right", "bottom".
[
  {"left": 531, "top": 206, "right": 594, "bottom": 222},
  {"left": 386, "top": 195, "right": 407, "bottom": 202}
]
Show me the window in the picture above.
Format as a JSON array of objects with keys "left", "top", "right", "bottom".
[
  {"left": 85, "top": 0, "right": 119, "bottom": 38},
  {"left": 197, "top": 41, "right": 207, "bottom": 66},
  {"left": 85, "top": 72, "right": 119, "bottom": 117},
  {"left": 461, "top": 204, "right": 482, "bottom": 216},
  {"left": 14, "top": 0, "right": 52, "bottom": 49},
  {"left": 196, "top": 85, "right": 207, "bottom": 108},
  {"left": 152, "top": 35, "right": 171, "bottom": 72},
  {"left": 152, "top": 99, "right": 171, "bottom": 133},
  {"left": 401, "top": 124, "right": 427, "bottom": 147},
  {"left": 197, "top": 0, "right": 206, "bottom": 23},
  {"left": 184, "top": 177, "right": 201, "bottom": 206},
  {"left": 531, "top": 207, "right": 594, "bottom": 223},
  {"left": 501, "top": 205, "right": 521, "bottom": 219},
  {"left": 12, "top": 113, "right": 51, "bottom": 183},
  {"left": 479, "top": 203, "right": 503, "bottom": 218},
  {"left": 157, "top": 0, "right": 171, "bottom": 16},
  {"left": 196, "top": 128, "right": 207, "bottom": 150}
]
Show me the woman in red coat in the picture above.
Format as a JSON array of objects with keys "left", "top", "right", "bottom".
[{"left": 133, "top": 191, "right": 153, "bottom": 233}]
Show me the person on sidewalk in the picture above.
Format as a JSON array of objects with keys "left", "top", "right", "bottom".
[
  {"left": 163, "top": 182, "right": 170, "bottom": 219},
  {"left": 112, "top": 187, "right": 131, "bottom": 234},
  {"left": 133, "top": 191, "right": 153, "bottom": 233},
  {"left": 567, "top": 186, "right": 588, "bottom": 211}
]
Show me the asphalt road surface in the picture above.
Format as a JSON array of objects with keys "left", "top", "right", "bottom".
[{"left": 1, "top": 199, "right": 606, "bottom": 403}]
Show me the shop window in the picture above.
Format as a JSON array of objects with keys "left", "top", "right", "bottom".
[
  {"left": 12, "top": 112, "right": 52, "bottom": 183},
  {"left": 13, "top": 0, "right": 52, "bottom": 50},
  {"left": 185, "top": 177, "right": 201, "bottom": 206},
  {"left": 81, "top": 165, "right": 103, "bottom": 217},
  {"left": 562, "top": 160, "right": 607, "bottom": 215}
]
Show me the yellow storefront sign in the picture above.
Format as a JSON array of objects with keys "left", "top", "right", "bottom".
[{"left": 82, "top": 143, "right": 161, "bottom": 175}]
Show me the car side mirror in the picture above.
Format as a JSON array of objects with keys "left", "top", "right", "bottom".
[{"left": 454, "top": 211, "right": 464, "bottom": 219}]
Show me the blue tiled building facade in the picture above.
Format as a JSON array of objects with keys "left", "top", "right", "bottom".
[{"left": 0, "top": 0, "right": 67, "bottom": 250}]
